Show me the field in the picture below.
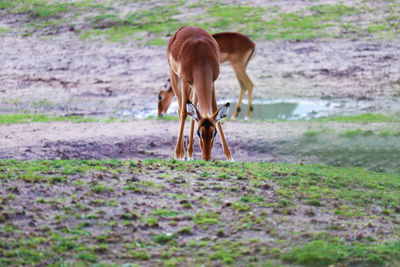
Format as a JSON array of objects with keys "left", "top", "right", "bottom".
[{"left": 1, "top": 0, "right": 400, "bottom": 266}]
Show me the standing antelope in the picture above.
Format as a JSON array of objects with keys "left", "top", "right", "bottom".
[
  {"left": 159, "top": 32, "right": 255, "bottom": 119},
  {"left": 167, "top": 26, "right": 233, "bottom": 161}
]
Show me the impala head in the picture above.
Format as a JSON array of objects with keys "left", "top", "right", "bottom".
[
  {"left": 157, "top": 78, "right": 174, "bottom": 117},
  {"left": 186, "top": 100, "right": 230, "bottom": 161}
]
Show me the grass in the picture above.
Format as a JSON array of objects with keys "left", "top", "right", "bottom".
[
  {"left": 0, "top": 113, "right": 96, "bottom": 125},
  {"left": 316, "top": 113, "right": 400, "bottom": 123},
  {"left": 0, "top": 113, "right": 140, "bottom": 125},
  {"left": 339, "top": 129, "right": 375, "bottom": 138},
  {"left": 83, "top": 4, "right": 181, "bottom": 43},
  {"left": 379, "top": 130, "right": 400, "bottom": 137},
  {"left": 0, "top": 154, "right": 400, "bottom": 265},
  {"left": 17, "top": 1, "right": 70, "bottom": 20},
  {"left": 281, "top": 239, "right": 400, "bottom": 266},
  {"left": 263, "top": 4, "right": 359, "bottom": 40},
  {"left": 1, "top": 113, "right": 399, "bottom": 174},
  {"left": 1, "top": 1, "right": 399, "bottom": 43}
]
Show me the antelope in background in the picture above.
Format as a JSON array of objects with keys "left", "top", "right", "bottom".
[
  {"left": 167, "top": 26, "right": 233, "bottom": 161},
  {"left": 159, "top": 32, "right": 255, "bottom": 120}
]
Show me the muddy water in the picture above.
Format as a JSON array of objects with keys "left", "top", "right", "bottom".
[
  {"left": 121, "top": 98, "right": 373, "bottom": 120},
  {"left": 225, "top": 99, "right": 349, "bottom": 120}
]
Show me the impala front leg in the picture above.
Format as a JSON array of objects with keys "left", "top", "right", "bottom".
[
  {"left": 174, "top": 81, "right": 191, "bottom": 160},
  {"left": 187, "top": 93, "right": 198, "bottom": 160}
]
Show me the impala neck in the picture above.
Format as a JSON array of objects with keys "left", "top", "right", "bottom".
[{"left": 194, "top": 69, "right": 213, "bottom": 117}]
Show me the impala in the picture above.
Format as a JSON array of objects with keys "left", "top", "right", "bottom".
[
  {"left": 159, "top": 32, "right": 255, "bottom": 119},
  {"left": 167, "top": 26, "right": 233, "bottom": 161}
]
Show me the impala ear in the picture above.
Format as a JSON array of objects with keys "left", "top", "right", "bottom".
[
  {"left": 186, "top": 100, "right": 200, "bottom": 121},
  {"left": 214, "top": 102, "right": 230, "bottom": 122}
]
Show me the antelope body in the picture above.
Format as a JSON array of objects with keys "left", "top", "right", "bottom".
[
  {"left": 159, "top": 32, "right": 255, "bottom": 120},
  {"left": 167, "top": 26, "right": 233, "bottom": 161}
]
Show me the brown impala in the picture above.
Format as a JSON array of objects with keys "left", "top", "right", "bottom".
[
  {"left": 167, "top": 26, "right": 233, "bottom": 161},
  {"left": 159, "top": 31, "right": 255, "bottom": 119}
]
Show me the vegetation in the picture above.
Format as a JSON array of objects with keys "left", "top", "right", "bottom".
[
  {"left": 1, "top": 112, "right": 399, "bottom": 173},
  {"left": 0, "top": 0, "right": 399, "bottom": 44},
  {"left": 1, "top": 0, "right": 399, "bottom": 266},
  {"left": 0, "top": 159, "right": 399, "bottom": 266},
  {"left": 315, "top": 113, "right": 400, "bottom": 123},
  {"left": 0, "top": 113, "right": 96, "bottom": 125},
  {"left": 0, "top": 113, "right": 137, "bottom": 125}
]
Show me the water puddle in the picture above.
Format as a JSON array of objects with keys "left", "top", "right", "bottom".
[{"left": 118, "top": 98, "right": 373, "bottom": 120}]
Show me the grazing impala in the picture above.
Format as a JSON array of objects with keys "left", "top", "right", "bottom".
[
  {"left": 167, "top": 26, "right": 233, "bottom": 161},
  {"left": 159, "top": 32, "right": 255, "bottom": 119}
]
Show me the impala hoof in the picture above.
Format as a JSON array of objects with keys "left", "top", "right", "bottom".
[{"left": 174, "top": 155, "right": 185, "bottom": 161}]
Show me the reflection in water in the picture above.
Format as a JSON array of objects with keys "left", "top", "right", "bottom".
[{"left": 228, "top": 103, "right": 298, "bottom": 120}]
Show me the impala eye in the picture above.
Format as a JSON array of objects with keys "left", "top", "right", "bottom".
[{"left": 158, "top": 95, "right": 162, "bottom": 101}]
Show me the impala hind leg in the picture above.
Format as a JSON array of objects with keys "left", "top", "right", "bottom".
[
  {"left": 231, "top": 85, "right": 246, "bottom": 120},
  {"left": 174, "top": 81, "right": 191, "bottom": 160},
  {"left": 212, "top": 85, "right": 233, "bottom": 161},
  {"left": 243, "top": 72, "right": 254, "bottom": 120},
  {"left": 231, "top": 65, "right": 254, "bottom": 120},
  {"left": 231, "top": 65, "right": 247, "bottom": 120},
  {"left": 187, "top": 93, "right": 198, "bottom": 160}
]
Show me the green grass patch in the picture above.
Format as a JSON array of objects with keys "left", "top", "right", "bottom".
[
  {"left": 156, "top": 115, "right": 180, "bottom": 121},
  {"left": 379, "top": 130, "right": 400, "bottom": 137},
  {"left": 153, "top": 209, "right": 180, "bottom": 218},
  {"left": 82, "top": 4, "right": 181, "bottom": 42},
  {"left": 193, "top": 211, "right": 221, "bottom": 225},
  {"left": 281, "top": 240, "right": 400, "bottom": 266},
  {"left": 263, "top": 4, "right": 360, "bottom": 40},
  {"left": 316, "top": 113, "right": 400, "bottom": 123},
  {"left": 205, "top": 5, "right": 265, "bottom": 38},
  {"left": 339, "top": 129, "right": 375, "bottom": 138},
  {"left": 92, "top": 184, "right": 114, "bottom": 193},
  {"left": 1, "top": 159, "right": 400, "bottom": 266},
  {"left": 1, "top": 1, "right": 399, "bottom": 42},
  {"left": 152, "top": 233, "right": 176, "bottom": 244},
  {"left": 0, "top": 113, "right": 96, "bottom": 125},
  {"left": 130, "top": 249, "right": 150, "bottom": 260}
]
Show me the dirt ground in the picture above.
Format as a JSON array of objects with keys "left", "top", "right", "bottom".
[
  {"left": 1, "top": 34, "right": 400, "bottom": 115},
  {"left": 1, "top": 3, "right": 400, "bottom": 265},
  {"left": 1, "top": 32, "right": 400, "bottom": 163},
  {"left": 0, "top": 119, "right": 398, "bottom": 166}
]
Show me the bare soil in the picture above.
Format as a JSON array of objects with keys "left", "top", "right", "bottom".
[
  {"left": 1, "top": 119, "right": 398, "bottom": 169},
  {"left": 1, "top": 34, "right": 399, "bottom": 115},
  {"left": 3, "top": 159, "right": 399, "bottom": 266},
  {"left": 1, "top": 33, "right": 400, "bottom": 165},
  {"left": 1, "top": 5, "right": 400, "bottom": 266}
]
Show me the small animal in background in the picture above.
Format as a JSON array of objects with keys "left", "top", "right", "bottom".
[
  {"left": 167, "top": 26, "right": 233, "bottom": 161},
  {"left": 158, "top": 32, "right": 255, "bottom": 119},
  {"left": 157, "top": 78, "right": 173, "bottom": 117}
]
